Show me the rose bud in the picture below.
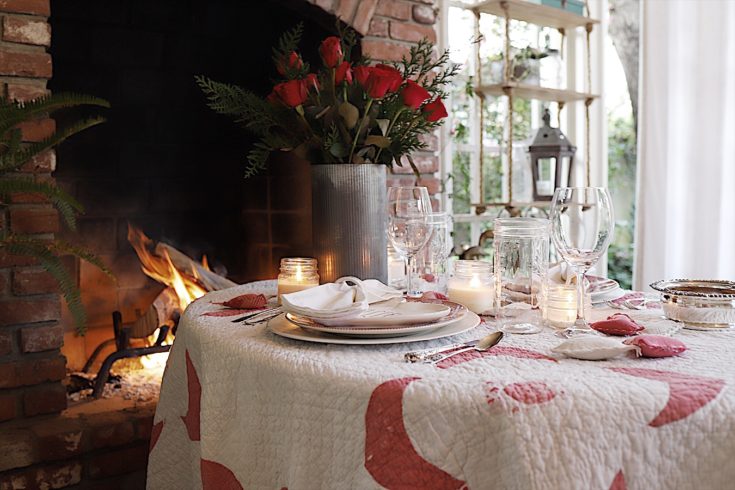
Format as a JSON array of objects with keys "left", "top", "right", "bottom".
[
  {"left": 319, "top": 36, "right": 343, "bottom": 68},
  {"left": 305, "top": 73, "right": 320, "bottom": 93},
  {"left": 401, "top": 80, "right": 431, "bottom": 109},
  {"left": 353, "top": 65, "right": 371, "bottom": 86},
  {"left": 422, "top": 97, "right": 448, "bottom": 122},
  {"left": 276, "top": 51, "right": 303, "bottom": 76},
  {"left": 273, "top": 79, "right": 308, "bottom": 108},
  {"left": 335, "top": 61, "right": 353, "bottom": 85}
]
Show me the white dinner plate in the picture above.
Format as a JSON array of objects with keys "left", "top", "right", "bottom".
[
  {"left": 286, "top": 303, "right": 466, "bottom": 338},
  {"left": 316, "top": 299, "right": 451, "bottom": 327},
  {"left": 269, "top": 310, "right": 481, "bottom": 345}
]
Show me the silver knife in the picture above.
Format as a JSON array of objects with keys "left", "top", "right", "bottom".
[{"left": 404, "top": 339, "right": 481, "bottom": 363}]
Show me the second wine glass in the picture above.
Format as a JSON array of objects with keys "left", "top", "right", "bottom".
[
  {"left": 387, "top": 186, "right": 433, "bottom": 297},
  {"left": 549, "top": 187, "right": 614, "bottom": 334}
]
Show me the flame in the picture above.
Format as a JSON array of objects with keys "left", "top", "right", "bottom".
[
  {"left": 201, "top": 255, "right": 210, "bottom": 271},
  {"left": 128, "top": 224, "right": 207, "bottom": 311},
  {"left": 469, "top": 273, "right": 481, "bottom": 289}
]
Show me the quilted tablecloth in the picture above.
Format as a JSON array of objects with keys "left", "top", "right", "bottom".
[{"left": 147, "top": 281, "right": 735, "bottom": 490}]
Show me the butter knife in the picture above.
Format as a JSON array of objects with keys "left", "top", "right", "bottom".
[{"left": 404, "top": 339, "right": 481, "bottom": 363}]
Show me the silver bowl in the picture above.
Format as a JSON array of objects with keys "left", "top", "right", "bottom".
[{"left": 650, "top": 279, "right": 735, "bottom": 330}]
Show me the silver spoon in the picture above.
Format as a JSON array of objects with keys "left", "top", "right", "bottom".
[{"left": 427, "top": 331, "right": 504, "bottom": 364}]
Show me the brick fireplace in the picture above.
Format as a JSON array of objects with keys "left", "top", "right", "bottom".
[{"left": 0, "top": 0, "right": 439, "bottom": 487}]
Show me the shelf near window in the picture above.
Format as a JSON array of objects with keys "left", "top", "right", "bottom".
[
  {"left": 477, "top": 83, "right": 598, "bottom": 103},
  {"left": 471, "top": 0, "right": 599, "bottom": 29}
]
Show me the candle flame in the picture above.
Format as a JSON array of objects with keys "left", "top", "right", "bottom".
[
  {"left": 295, "top": 265, "right": 303, "bottom": 282},
  {"left": 469, "top": 273, "right": 481, "bottom": 289}
]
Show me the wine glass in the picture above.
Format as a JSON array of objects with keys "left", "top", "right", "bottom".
[
  {"left": 549, "top": 187, "right": 614, "bottom": 335},
  {"left": 387, "top": 187, "right": 433, "bottom": 297}
]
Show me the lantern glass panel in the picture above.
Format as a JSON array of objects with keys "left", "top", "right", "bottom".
[{"left": 536, "top": 157, "right": 556, "bottom": 196}]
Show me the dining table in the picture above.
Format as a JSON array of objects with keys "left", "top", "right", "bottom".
[{"left": 146, "top": 280, "right": 735, "bottom": 490}]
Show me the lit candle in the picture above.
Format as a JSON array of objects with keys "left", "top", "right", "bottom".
[
  {"left": 277, "top": 258, "right": 319, "bottom": 304},
  {"left": 544, "top": 284, "right": 590, "bottom": 328},
  {"left": 447, "top": 262, "right": 494, "bottom": 314}
]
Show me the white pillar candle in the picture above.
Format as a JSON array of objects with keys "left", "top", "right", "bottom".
[{"left": 448, "top": 273, "right": 494, "bottom": 314}]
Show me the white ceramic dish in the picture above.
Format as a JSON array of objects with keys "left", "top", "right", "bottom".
[
  {"left": 591, "top": 287, "right": 626, "bottom": 304},
  {"left": 269, "top": 310, "right": 481, "bottom": 345},
  {"left": 315, "top": 300, "right": 451, "bottom": 327},
  {"left": 286, "top": 303, "right": 466, "bottom": 338}
]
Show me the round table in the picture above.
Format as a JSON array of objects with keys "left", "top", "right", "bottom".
[{"left": 147, "top": 281, "right": 735, "bottom": 490}]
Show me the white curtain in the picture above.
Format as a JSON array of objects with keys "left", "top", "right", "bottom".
[{"left": 634, "top": 0, "right": 735, "bottom": 290}]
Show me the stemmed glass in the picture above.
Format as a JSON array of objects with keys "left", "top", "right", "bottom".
[
  {"left": 387, "top": 186, "right": 433, "bottom": 297},
  {"left": 549, "top": 187, "right": 614, "bottom": 335}
]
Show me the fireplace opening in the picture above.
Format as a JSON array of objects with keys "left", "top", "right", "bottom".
[{"left": 48, "top": 0, "right": 358, "bottom": 369}]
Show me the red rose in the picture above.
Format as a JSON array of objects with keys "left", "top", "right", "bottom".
[
  {"left": 276, "top": 51, "right": 303, "bottom": 76},
  {"left": 365, "top": 64, "right": 403, "bottom": 99},
  {"left": 273, "top": 79, "right": 307, "bottom": 108},
  {"left": 401, "top": 80, "right": 431, "bottom": 109},
  {"left": 319, "top": 36, "right": 343, "bottom": 68},
  {"left": 354, "top": 65, "right": 371, "bottom": 86},
  {"left": 266, "top": 91, "right": 281, "bottom": 105},
  {"left": 422, "top": 97, "right": 448, "bottom": 122},
  {"left": 335, "top": 61, "right": 353, "bottom": 85},
  {"left": 305, "top": 73, "right": 320, "bottom": 92}
]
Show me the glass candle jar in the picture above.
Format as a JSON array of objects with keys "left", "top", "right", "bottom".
[
  {"left": 277, "top": 258, "right": 319, "bottom": 304},
  {"left": 447, "top": 260, "right": 493, "bottom": 314},
  {"left": 544, "top": 283, "right": 592, "bottom": 328},
  {"left": 494, "top": 218, "right": 550, "bottom": 333}
]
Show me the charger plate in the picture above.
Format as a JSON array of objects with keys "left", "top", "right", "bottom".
[{"left": 269, "top": 310, "right": 481, "bottom": 345}]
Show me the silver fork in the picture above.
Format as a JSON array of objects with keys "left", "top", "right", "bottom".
[{"left": 231, "top": 307, "right": 282, "bottom": 323}]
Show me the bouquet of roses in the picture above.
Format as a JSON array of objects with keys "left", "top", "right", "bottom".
[{"left": 196, "top": 23, "right": 458, "bottom": 178}]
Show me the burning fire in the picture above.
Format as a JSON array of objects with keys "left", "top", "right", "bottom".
[{"left": 128, "top": 225, "right": 207, "bottom": 311}]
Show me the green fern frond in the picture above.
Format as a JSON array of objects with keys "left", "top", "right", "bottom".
[
  {"left": 245, "top": 141, "right": 272, "bottom": 178},
  {"left": 2, "top": 236, "right": 87, "bottom": 334},
  {"left": 49, "top": 239, "right": 114, "bottom": 280},
  {"left": 195, "top": 76, "right": 278, "bottom": 136},
  {"left": 0, "top": 178, "right": 83, "bottom": 230},
  {"left": 0, "top": 92, "right": 109, "bottom": 135},
  {"left": 271, "top": 22, "right": 304, "bottom": 65},
  {"left": 0, "top": 116, "right": 106, "bottom": 172}
]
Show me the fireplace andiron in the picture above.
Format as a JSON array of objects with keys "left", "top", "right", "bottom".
[{"left": 82, "top": 307, "right": 177, "bottom": 399}]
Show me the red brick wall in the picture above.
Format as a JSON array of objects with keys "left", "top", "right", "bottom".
[{"left": 0, "top": 0, "right": 67, "bottom": 423}]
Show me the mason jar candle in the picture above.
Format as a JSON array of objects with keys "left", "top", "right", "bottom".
[
  {"left": 277, "top": 258, "right": 319, "bottom": 304},
  {"left": 544, "top": 283, "right": 592, "bottom": 328},
  {"left": 447, "top": 260, "right": 493, "bottom": 314}
]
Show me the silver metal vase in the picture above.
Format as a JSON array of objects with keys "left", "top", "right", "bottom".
[{"left": 311, "top": 164, "right": 388, "bottom": 283}]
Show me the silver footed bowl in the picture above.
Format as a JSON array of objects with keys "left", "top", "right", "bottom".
[{"left": 650, "top": 279, "right": 735, "bottom": 330}]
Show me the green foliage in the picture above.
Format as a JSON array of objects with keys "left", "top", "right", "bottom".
[
  {"left": 607, "top": 115, "right": 637, "bottom": 289},
  {"left": 0, "top": 92, "right": 110, "bottom": 335},
  {"left": 0, "top": 177, "right": 82, "bottom": 229}
]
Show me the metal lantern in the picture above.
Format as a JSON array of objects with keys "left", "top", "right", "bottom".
[{"left": 527, "top": 109, "right": 576, "bottom": 201}]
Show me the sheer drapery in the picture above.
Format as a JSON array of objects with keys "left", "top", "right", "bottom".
[{"left": 634, "top": 0, "right": 735, "bottom": 289}]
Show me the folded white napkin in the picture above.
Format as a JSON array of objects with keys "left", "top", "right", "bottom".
[
  {"left": 281, "top": 277, "right": 402, "bottom": 320},
  {"left": 548, "top": 262, "right": 573, "bottom": 285}
]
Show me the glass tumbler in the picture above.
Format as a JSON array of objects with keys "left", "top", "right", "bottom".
[
  {"left": 409, "top": 212, "right": 452, "bottom": 295},
  {"left": 494, "top": 218, "right": 550, "bottom": 334}
]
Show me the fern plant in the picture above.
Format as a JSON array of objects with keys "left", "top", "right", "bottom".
[{"left": 0, "top": 93, "right": 111, "bottom": 335}]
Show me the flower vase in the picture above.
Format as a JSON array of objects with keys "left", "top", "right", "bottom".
[{"left": 311, "top": 164, "right": 388, "bottom": 283}]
